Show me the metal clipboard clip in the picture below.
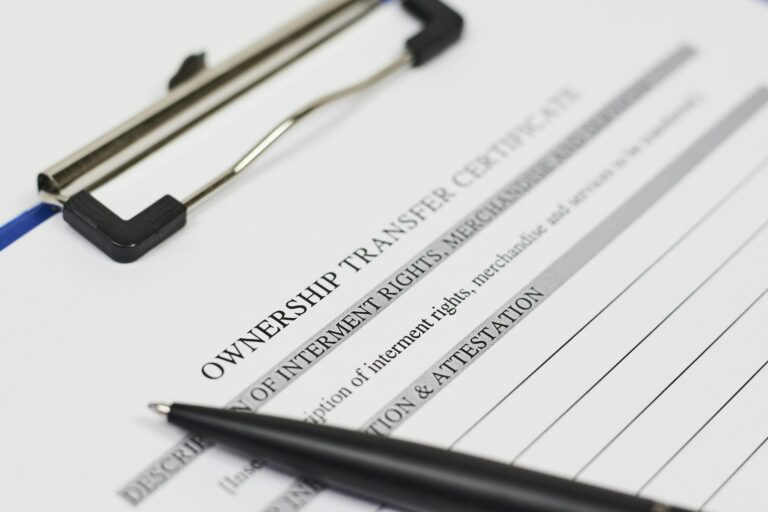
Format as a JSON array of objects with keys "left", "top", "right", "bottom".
[{"left": 37, "top": 0, "right": 463, "bottom": 262}]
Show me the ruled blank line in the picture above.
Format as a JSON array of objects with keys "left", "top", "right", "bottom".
[
  {"left": 637, "top": 354, "right": 768, "bottom": 494},
  {"left": 699, "top": 435, "right": 768, "bottom": 511}
]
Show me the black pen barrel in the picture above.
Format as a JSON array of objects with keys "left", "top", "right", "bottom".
[{"left": 166, "top": 404, "right": 690, "bottom": 512}]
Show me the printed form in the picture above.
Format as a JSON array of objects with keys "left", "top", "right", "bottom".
[{"left": 2, "top": 1, "right": 768, "bottom": 511}]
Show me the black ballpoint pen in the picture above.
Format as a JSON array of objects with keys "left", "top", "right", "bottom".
[{"left": 150, "top": 402, "right": 693, "bottom": 512}]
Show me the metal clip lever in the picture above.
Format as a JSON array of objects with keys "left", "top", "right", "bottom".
[{"left": 61, "top": 0, "right": 463, "bottom": 262}]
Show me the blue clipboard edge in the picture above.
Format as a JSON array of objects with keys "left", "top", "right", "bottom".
[{"left": 0, "top": 203, "right": 61, "bottom": 251}]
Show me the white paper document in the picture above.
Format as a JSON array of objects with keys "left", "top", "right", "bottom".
[{"left": 3, "top": 1, "right": 768, "bottom": 511}]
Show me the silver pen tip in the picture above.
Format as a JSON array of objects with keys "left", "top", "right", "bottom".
[{"left": 148, "top": 402, "right": 172, "bottom": 415}]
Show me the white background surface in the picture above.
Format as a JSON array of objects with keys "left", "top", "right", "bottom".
[{"left": 3, "top": 2, "right": 768, "bottom": 511}]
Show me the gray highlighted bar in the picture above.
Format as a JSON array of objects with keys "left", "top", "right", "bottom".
[{"left": 120, "top": 46, "right": 695, "bottom": 505}]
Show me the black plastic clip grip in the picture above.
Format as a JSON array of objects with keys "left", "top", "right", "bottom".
[
  {"left": 63, "top": 191, "right": 186, "bottom": 263},
  {"left": 403, "top": 0, "right": 464, "bottom": 66}
]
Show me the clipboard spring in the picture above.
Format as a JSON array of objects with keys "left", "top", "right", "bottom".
[{"left": 45, "top": 0, "right": 463, "bottom": 262}]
